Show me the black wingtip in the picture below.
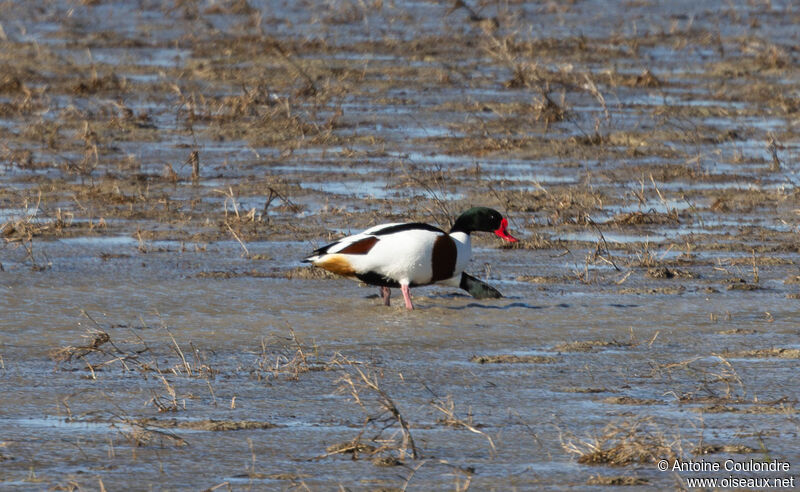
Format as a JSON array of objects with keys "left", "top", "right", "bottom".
[
  {"left": 306, "top": 240, "right": 338, "bottom": 260},
  {"left": 460, "top": 272, "right": 503, "bottom": 299}
]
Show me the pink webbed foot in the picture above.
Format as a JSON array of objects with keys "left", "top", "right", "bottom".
[
  {"left": 380, "top": 286, "right": 391, "bottom": 306},
  {"left": 401, "top": 283, "right": 414, "bottom": 310}
]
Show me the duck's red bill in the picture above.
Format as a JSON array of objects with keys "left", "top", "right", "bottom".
[{"left": 494, "top": 218, "right": 518, "bottom": 242}]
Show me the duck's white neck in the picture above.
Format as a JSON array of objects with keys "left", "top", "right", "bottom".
[
  {"left": 449, "top": 231, "right": 471, "bottom": 266},
  {"left": 450, "top": 231, "right": 470, "bottom": 244}
]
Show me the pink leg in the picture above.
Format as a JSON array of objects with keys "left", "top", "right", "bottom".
[
  {"left": 380, "top": 286, "right": 391, "bottom": 306},
  {"left": 401, "top": 283, "right": 414, "bottom": 310}
]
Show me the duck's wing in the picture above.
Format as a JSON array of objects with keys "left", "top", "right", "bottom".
[
  {"left": 303, "top": 232, "right": 376, "bottom": 262},
  {"left": 303, "top": 222, "right": 446, "bottom": 262}
]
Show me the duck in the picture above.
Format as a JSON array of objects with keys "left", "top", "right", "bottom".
[{"left": 302, "top": 207, "right": 518, "bottom": 309}]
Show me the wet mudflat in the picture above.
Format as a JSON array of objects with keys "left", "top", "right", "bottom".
[{"left": 1, "top": 0, "right": 800, "bottom": 490}]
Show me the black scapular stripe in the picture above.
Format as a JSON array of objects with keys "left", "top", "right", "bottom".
[{"left": 371, "top": 222, "right": 445, "bottom": 236}]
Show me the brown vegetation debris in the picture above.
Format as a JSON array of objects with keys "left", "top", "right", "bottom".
[
  {"left": 202, "top": 0, "right": 258, "bottom": 15},
  {"left": 553, "top": 340, "right": 631, "bottom": 353},
  {"left": 470, "top": 354, "right": 557, "bottom": 364},
  {"left": 0, "top": 74, "right": 25, "bottom": 93},
  {"left": 715, "top": 328, "right": 757, "bottom": 335},
  {"left": 193, "top": 270, "right": 271, "bottom": 279},
  {"left": 601, "top": 396, "right": 659, "bottom": 405},
  {"left": 609, "top": 211, "right": 678, "bottom": 226},
  {"left": 696, "top": 404, "right": 796, "bottom": 415},
  {"left": 587, "top": 475, "right": 649, "bottom": 486},
  {"left": 515, "top": 275, "right": 566, "bottom": 283},
  {"left": 633, "top": 69, "right": 660, "bottom": 88},
  {"left": 501, "top": 235, "right": 555, "bottom": 250},
  {"left": 49, "top": 330, "right": 112, "bottom": 362},
  {"left": 136, "top": 418, "right": 277, "bottom": 431},
  {"left": 784, "top": 275, "right": 800, "bottom": 284},
  {"left": 646, "top": 267, "right": 695, "bottom": 279},
  {"left": 723, "top": 348, "right": 800, "bottom": 359},
  {"left": 559, "top": 387, "right": 609, "bottom": 393},
  {"left": 325, "top": 440, "right": 377, "bottom": 457},
  {"left": 533, "top": 90, "right": 567, "bottom": 125},
  {"left": 618, "top": 286, "right": 686, "bottom": 295},
  {"left": 284, "top": 266, "right": 340, "bottom": 280},
  {"left": 725, "top": 279, "right": 760, "bottom": 291},
  {"left": 371, "top": 456, "right": 403, "bottom": 467},
  {"left": 72, "top": 73, "right": 125, "bottom": 95},
  {"left": 693, "top": 444, "right": 758, "bottom": 455}
]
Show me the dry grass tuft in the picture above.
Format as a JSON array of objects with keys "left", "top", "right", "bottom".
[
  {"left": 112, "top": 416, "right": 188, "bottom": 448},
  {"left": 252, "top": 330, "right": 357, "bottom": 382},
  {"left": 650, "top": 354, "right": 746, "bottom": 403},
  {"left": 49, "top": 313, "right": 223, "bottom": 414},
  {"left": 330, "top": 366, "right": 419, "bottom": 462},
  {"left": 562, "top": 416, "right": 681, "bottom": 467},
  {"left": 432, "top": 395, "right": 496, "bottom": 455}
]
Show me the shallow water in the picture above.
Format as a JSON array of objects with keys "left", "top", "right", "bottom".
[
  {"left": 3, "top": 240, "right": 800, "bottom": 489},
  {"left": 2, "top": 0, "right": 800, "bottom": 490}
]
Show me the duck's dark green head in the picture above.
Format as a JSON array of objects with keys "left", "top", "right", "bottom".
[{"left": 451, "top": 207, "right": 518, "bottom": 242}]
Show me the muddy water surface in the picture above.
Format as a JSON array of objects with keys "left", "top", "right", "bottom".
[{"left": 2, "top": 0, "right": 800, "bottom": 490}]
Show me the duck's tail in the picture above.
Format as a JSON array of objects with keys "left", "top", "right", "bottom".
[{"left": 303, "top": 241, "right": 338, "bottom": 264}]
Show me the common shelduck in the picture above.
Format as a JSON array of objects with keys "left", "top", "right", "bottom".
[{"left": 303, "top": 207, "right": 518, "bottom": 309}]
